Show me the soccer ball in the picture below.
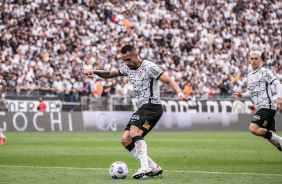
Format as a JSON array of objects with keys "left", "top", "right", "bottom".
[{"left": 109, "top": 161, "right": 128, "bottom": 179}]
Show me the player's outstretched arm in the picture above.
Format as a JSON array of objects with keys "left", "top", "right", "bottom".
[
  {"left": 233, "top": 90, "right": 251, "bottom": 100},
  {"left": 159, "top": 73, "right": 188, "bottom": 101},
  {"left": 82, "top": 69, "right": 121, "bottom": 79},
  {"left": 233, "top": 92, "right": 242, "bottom": 100}
]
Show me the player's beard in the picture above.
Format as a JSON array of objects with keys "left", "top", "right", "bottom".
[{"left": 130, "top": 59, "right": 138, "bottom": 70}]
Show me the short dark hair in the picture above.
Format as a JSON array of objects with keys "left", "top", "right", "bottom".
[{"left": 121, "top": 44, "right": 136, "bottom": 54}]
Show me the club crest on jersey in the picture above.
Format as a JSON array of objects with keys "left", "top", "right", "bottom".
[
  {"left": 136, "top": 70, "right": 145, "bottom": 80},
  {"left": 143, "top": 121, "right": 150, "bottom": 130},
  {"left": 253, "top": 74, "right": 262, "bottom": 82},
  {"left": 263, "top": 120, "right": 268, "bottom": 127}
]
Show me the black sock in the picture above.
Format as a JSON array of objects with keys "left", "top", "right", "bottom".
[
  {"left": 125, "top": 136, "right": 144, "bottom": 152},
  {"left": 125, "top": 142, "right": 135, "bottom": 152},
  {"left": 263, "top": 130, "right": 272, "bottom": 140},
  {"left": 132, "top": 135, "right": 144, "bottom": 143}
]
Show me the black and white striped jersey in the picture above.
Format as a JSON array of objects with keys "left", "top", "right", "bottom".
[
  {"left": 118, "top": 60, "right": 164, "bottom": 108},
  {"left": 247, "top": 66, "right": 277, "bottom": 110}
]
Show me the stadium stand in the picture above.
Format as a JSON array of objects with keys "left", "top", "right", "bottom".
[{"left": 0, "top": 0, "right": 281, "bottom": 103}]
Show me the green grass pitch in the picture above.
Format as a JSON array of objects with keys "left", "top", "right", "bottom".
[{"left": 1, "top": 132, "right": 282, "bottom": 184}]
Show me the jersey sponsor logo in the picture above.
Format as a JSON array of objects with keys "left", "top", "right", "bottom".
[
  {"left": 143, "top": 121, "right": 150, "bottom": 130},
  {"left": 263, "top": 120, "right": 268, "bottom": 127},
  {"left": 252, "top": 115, "right": 260, "bottom": 121},
  {"left": 253, "top": 74, "right": 262, "bottom": 82}
]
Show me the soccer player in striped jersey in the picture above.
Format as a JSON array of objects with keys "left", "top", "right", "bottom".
[
  {"left": 0, "top": 76, "right": 7, "bottom": 145},
  {"left": 82, "top": 44, "right": 187, "bottom": 179},
  {"left": 233, "top": 50, "right": 282, "bottom": 152}
]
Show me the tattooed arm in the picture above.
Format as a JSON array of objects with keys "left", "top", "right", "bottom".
[{"left": 82, "top": 69, "right": 121, "bottom": 79}]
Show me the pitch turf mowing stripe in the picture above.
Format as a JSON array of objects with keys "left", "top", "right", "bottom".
[
  {"left": 0, "top": 165, "right": 106, "bottom": 170},
  {"left": 168, "top": 170, "right": 282, "bottom": 176},
  {"left": 1, "top": 165, "right": 281, "bottom": 177}
]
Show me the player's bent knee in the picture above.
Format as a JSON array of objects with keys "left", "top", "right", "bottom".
[
  {"left": 249, "top": 127, "right": 262, "bottom": 136},
  {"left": 121, "top": 138, "right": 130, "bottom": 147},
  {"left": 120, "top": 139, "right": 125, "bottom": 146},
  {"left": 249, "top": 126, "right": 257, "bottom": 135},
  {"left": 129, "top": 131, "right": 137, "bottom": 139}
]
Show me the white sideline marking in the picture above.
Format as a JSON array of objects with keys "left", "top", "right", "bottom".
[{"left": 0, "top": 165, "right": 281, "bottom": 177}]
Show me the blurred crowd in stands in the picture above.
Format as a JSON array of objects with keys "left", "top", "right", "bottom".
[{"left": 0, "top": 0, "right": 281, "bottom": 102}]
